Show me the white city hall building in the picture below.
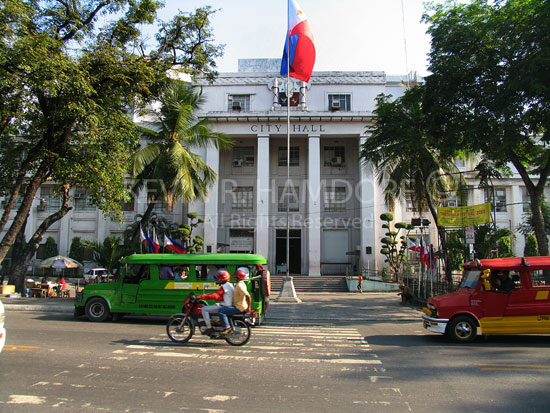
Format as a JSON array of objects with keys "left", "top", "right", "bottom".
[{"left": 2, "top": 59, "right": 545, "bottom": 275}]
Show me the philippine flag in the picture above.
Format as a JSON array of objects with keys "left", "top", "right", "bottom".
[
  {"left": 152, "top": 233, "right": 161, "bottom": 253},
  {"left": 407, "top": 238, "right": 418, "bottom": 251},
  {"left": 165, "top": 234, "right": 187, "bottom": 254},
  {"left": 420, "top": 237, "right": 428, "bottom": 265},
  {"left": 280, "top": 0, "right": 316, "bottom": 82},
  {"left": 429, "top": 244, "right": 437, "bottom": 269},
  {"left": 140, "top": 225, "right": 154, "bottom": 253}
]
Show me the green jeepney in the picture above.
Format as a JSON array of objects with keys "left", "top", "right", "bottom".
[{"left": 74, "top": 253, "right": 270, "bottom": 323}]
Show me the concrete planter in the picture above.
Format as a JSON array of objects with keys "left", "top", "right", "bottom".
[{"left": 347, "top": 278, "right": 400, "bottom": 292}]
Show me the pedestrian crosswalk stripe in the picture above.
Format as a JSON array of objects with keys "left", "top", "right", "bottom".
[{"left": 151, "top": 351, "right": 382, "bottom": 365}]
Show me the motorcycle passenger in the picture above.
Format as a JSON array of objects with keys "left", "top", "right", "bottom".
[
  {"left": 196, "top": 270, "right": 234, "bottom": 335},
  {"left": 218, "top": 270, "right": 252, "bottom": 333}
]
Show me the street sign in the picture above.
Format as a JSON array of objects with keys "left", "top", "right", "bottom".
[{"left": 465, "top": 226, "right": 475, "bottom": 244}]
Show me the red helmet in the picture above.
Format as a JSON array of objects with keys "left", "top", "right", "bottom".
[
  {"left": 257, "top": 264, "right": 263, "bottom": 270},
  {"left": 215, "top": 270, "right": 231, "bottom": 284},
  {"left": 233, "top": 269, "right": 247, "bottom": 282}
]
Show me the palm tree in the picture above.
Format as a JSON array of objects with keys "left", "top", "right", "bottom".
[
  {"left": 82, "top": 236, "right": 126, "bottom": 274},
  {"left": 360, "top": 86, "right": 466, "bottom": 283},
  {"left": 131, "top": 79, "right": 232, "bottom": 229}
]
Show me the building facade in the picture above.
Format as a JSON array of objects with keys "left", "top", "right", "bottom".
[
  {"left": 185, "top": 60, "right": 410, "bottom": 276},
  {"left": 2, "top": 59, "right": 546, "bottom": 275}
]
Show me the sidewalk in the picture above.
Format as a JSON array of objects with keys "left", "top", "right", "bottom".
[{"left": 1, "top": 292, "right": 422, "bottom": 323}]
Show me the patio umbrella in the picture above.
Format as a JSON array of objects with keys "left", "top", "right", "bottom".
[{"left": 39, "top": 255, "right": 82, "bottom": 269}]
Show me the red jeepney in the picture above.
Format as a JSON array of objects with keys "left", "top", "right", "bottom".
[{"left": 422, "top": 256, "right": 550, "bottom": 342}]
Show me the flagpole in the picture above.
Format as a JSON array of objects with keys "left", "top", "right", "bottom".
[{"left": 286, "top": 0, "right": 290, "bottom": 277}]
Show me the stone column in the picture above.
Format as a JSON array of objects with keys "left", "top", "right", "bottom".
[
  {"left": 256, "top": 135, "right": 270, "bottom": 258},
  {"left": 136, "top": 186, "right": 148, "bottom": 215},
  {"left": 97, "top": 211, "right": 108, "bottom": 243},
  {"left": 308, "top": 134, "right": 321, "bottom": 276},
  {"left": 359, "top": 134, "right": 377, "bottom": 277},
  {"left": 510, "top": 184, "right": 524, "bottom": 255},
  {"left": 58, "top": 207, "right": 71, "bottom": 255},
  {"left": 204, "top": 145, "right": 220, "bottom": 252}
]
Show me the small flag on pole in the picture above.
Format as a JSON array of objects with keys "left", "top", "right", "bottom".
[
  {"left": 152, "top": 233, "right": 161, "bottom": 253},
  {"left": 165, "top": 234, "right": 187, "bottom": 254},
  {"left": 429, "top": 244, "right": 437, "bottom": 269},
  {"left": 140, "top": 225, "right": 154, "bottom": 253},
  {"left": 280, "top": 0, "right": 316, "bottom": 82}
]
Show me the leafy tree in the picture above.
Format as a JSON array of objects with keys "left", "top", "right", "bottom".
[
  {"left": 82, "top": 236, "right": 126, "bottom": 274},
  {"left": 473, "top": 225, "right": 514, "bottom": 259},
  {"left": 423, "top": 0, "right": 550, "bottom": 259},
  {"left": 360, "top": 85, "right": 466, "bottom": 283},
  {"left": 169, "top": 212, "right": 205, "bottom": 254},
  {"left": 69, "top": 237, "right": 84, "bottom": 263},
  {"left": 524, "top": 234, "right": 539, "bottom": 257},
  {"left": 497, "top": 236, "right": 514, "bottom": 258},
  {"left": 379, "top": 212, "right": 414, "bottom": 274},
  {"left": 0, "top": 1, "right": 223, "bottom": 292},
  {"left": 517, "top": 197, "right": 550, "bottom": 244},
  {"left": 445, "top": 230, "right": 470, "bottom": 272},
  {"left": 130, "top": 79, "right": 232, "bottom": 229},
  {"left": 43, "top": 237, "right": 58, "bottom": 260}
]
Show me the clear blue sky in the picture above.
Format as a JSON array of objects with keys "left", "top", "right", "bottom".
[{"left": 155, "top": 0, "right": 434, "bottom": 76}]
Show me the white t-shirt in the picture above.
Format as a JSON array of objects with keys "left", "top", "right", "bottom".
[{"left": 221, "top": 282, "right": 234, "bottom": 307}]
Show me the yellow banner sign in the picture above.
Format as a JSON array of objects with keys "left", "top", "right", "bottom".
[{"left": 437, "top": 203, "right": 492, "bottom": 227}]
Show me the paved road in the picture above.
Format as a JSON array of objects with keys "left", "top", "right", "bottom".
[
  {"left": 1, "top": 309, "right": 414, "bottom": 412},
  {"left": 2, "top": 292, "right": 421, "bottom": 323},
  {"left": 4, "top": 295, "right": 550, "bottom": 412}
]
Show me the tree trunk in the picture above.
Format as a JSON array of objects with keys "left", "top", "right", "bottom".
[
  {"left": 132, "top": 202, "right": 156, "bottom": 241},
  {"left": 0, "top": 160, "right": 50, "bottom": 265},
  {"left": 508, "top": 151, "right": 549, "bottom": 282},
  {"left": 0, "top": 139, "right": 47, "bottom": 235},
  {"left": 6, "top": 215, "right": 29, "bottom": 291},
  {"left": 9, "top": 186, "right": 72, "bottom": 293},
  {"left": 508, "top": 151, "right": 549, "bottom": 257},
  {"left": 529, "top": 195, "right": 549, "bottom": 254}
]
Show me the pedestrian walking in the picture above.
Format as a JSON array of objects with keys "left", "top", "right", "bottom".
[{"left": 357, "top": 274, "right": 363, "bottom": 293}]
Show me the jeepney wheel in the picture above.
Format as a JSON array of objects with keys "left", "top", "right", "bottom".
[
  {"left": 85, "top": 297, "right": 110, "bottom": 322},
  {"left": 447, "top": 315, "right": 477, "bottom": 343},
  {"left": 166, "top": 317, "right": 194, "bottom": 344}
]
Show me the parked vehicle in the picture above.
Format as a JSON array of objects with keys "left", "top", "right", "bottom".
[
  {"left": 166, "top": 292, "right": 253, "bottom": 346},
  {"left": 83, "top": 268, "right": 108, "bottom": 283},
  {"left": 422, "top": 256, "right": 550, "bottom": 343},
  {"left": 0, "top": 299, "right": 5, "bottom": 352},
  {"left": 74, "top": 253, "right": 270, "bottom": 324}
]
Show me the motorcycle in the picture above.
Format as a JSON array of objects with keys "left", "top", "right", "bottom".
[{"left": 166, "top": 292, "right": 253, "bottom": 346}]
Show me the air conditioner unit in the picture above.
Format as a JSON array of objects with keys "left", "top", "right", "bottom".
[
  {"left": 233, "top": 159, "right": 243, "bottom": 167},
  {"left": 330, "top": 101, "right": 341, "bottom": 111},
  {"left": 331, "top": 156, "right": 343, "bottom": 166},
  {"left": 232, "top": 101, "right": 242, "bottom": 112}
]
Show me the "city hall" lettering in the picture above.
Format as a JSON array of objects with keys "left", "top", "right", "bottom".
[{"left": 250, "top": 124, "right": 326, "bottom": 133}]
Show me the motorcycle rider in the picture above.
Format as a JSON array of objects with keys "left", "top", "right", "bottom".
[
  {"left": 218, "top": 269, "right": 251, "bottom": 333},
  {"left": 196, "top": 270, "right": 234, "bottom": 335}
]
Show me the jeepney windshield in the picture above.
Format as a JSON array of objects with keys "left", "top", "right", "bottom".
[{"left": 461, "top": 270, "right": 480, "bottom": 289}]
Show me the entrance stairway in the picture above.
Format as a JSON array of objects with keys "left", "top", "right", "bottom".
[{"left": 269, "top": 275, "right": 348, "bottom": 292}]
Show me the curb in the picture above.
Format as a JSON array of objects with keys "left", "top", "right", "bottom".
[
  {"left": 3, "top": 304, "right": 422, "bottom": 323},
  {"left": 4, "top": 304, "right": 74, "bottom": 313}
]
